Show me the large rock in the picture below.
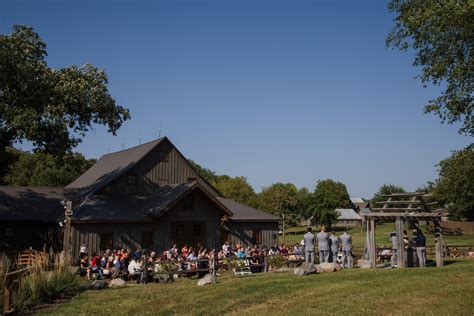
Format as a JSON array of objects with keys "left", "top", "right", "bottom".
[
  {"left": 155, "top": 273, "right": 174, "bottom": 283},
  {"left": 197, "top": 274, "right": 217, "bottom": 286},
  {"left": 358, "top": 259, "right": 372, "bottom": 269},
  {"left": 316, "top": 262, "right": 341, "bottom": 273},
  {"left": 90, "top": 280, "right": 108, "bottom": 290},
  {"left": 109, "top": 278, "right": 127, "bottom": 288},
  {"left": 294, "top": 262, "right": 316, "bottom": 276}
]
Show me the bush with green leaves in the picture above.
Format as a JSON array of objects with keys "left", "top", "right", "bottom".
[
  {"left": 14, "top": 268, "right": 80, "bottom": 312},
  {"left": 268, "top": 255, "right": 286, "bottom": 270},
  {"left": 226, "top": 258, "right": 247, "bottom": 272}
]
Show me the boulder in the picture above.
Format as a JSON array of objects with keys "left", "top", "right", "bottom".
[
  {"left": 197, "top": 274, "right": 217, "bottom": 286},
  {"left": 316, "top": 262, "right": 341, "bottom": 273},
  {"left": 155, "top": 273, "right": 174, "bottom": 283},
  {"left": 357, "top": 259, "right": 372, "bottom": 269},
  {"left": 294, "top": 262, "right": 316, "bottom": 276},
  {"left": 109, "top": 278, "right": 127, "bottom": 288},
  {"left": 90, "top": 279, "right": 108, "bottom": 290}
]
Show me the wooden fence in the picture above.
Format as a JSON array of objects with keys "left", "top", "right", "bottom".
[
  {"left": 2, "top": 250, "right": 49, "bottom": 314},
  {"left": 441, "top": 221, "right": 474, "bottom": 234}
]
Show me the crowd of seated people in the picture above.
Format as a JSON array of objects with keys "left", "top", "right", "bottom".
[
  {"left": 76, "top": 240, "right": 305, "bottom": 282},
  {"left": 219, "top": 242, "right": 266, "bottom": 272},
  {"left": 268, "top": 243, "right": 304, "bottom": 262},
  {"left": 76, "top": 242, "right": 221, "bottom": 283}
]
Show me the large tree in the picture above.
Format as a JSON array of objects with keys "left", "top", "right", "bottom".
[
  {"left": 309, "top": 179, "right": 352, "bottom": 228},
  {"left": 3, "top": 147, "right": 96, "bottom": 187},
  {"left": 256, "top": 183, "right": 300, "bottom": 226},
  {"left": 188, "top": 159, "right": 217, "bottom": 182},
  {"left": 0, "top": 25, "right": 130, "bottom": 181},
  {"left": 371, "top": 184, "right": 406, "bottom": 206},
  {"left": 435, "top": 144, "right": 474, "bottom": 221},
  {"left": 387, "top": 0, "right": 473, "bottom": 135},
  {"left": 211, "top": 175, "right": 257, "bottom": 206}
]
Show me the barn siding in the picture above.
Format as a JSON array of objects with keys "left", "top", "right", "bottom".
[
  {"left": 71, "top": 223, "right": 154, "bottom": 257},
  {"left": 102, "top": 140, "right": 219, "bottom": 197},
  {"left": 227, "top": 222, "right": 278, "bottom": 248}
]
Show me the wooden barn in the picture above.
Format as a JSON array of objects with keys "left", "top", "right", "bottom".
[{"left": 0, "top": 137, "right": 280, "bottom": 256}]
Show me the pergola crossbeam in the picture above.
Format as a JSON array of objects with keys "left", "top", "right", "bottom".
[
  {"left": 375, "top": 200, "right": 422, "bottom": 205},
  {"left": 371, "top": 207, "right": 419, "bottom": 212}
]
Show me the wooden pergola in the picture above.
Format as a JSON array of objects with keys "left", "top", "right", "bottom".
[{"left": 361, "top": 192, "right": 444, "bottom": 268}]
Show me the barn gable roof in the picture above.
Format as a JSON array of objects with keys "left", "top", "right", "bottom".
[
  {"left": 67, "top": 182, "right": 232, "bottom": 222},
  {"left": 66, "top": 137, "right": 222, "bottom": 197},
  {"left": 216, "top": 197, "right": 280, "bottom": 222},
  {"left": 146, "top": 182, "right": 232, "bottom": 218},
  {"left": 336, "top": 208, "right": 362, "bottom": 221},
  {"left": 0, "top": 186, "right": 75, "bottom": 222},
  {"left": 1, "top": 138, "right": 276, "bottom": 224},
  {"left": 66, "top": 138, "right": 165, "bottom": 191}
]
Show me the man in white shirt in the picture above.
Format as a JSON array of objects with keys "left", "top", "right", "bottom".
[{"left": 128, "top": 257, "right": 144, "bottom": 283}]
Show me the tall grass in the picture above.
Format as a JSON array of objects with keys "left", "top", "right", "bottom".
[
  {"left": 11, "top": 252, "right": 81, "bottom": 312},
  {"left": 0, "top": 253, "right": 12, "bottom": 312}
]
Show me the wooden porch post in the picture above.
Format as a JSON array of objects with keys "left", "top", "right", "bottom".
[
  {"left": 396, "top": 217, "right": 405, "bottom": 268},
  {"left": 63, "top": 201, "right": 73, "bottom": 265},
  {"left": 212, "top": 252, "right": 217, "bottom": 277},
  {"left": 368, "top": 217, "right": 376, "bottom": 268},
  {"left": 435, "top": 221, "right": 444, "bottom": 267},
  {"left": 264, "top": 250, "right": 268, "bottom": 273}
]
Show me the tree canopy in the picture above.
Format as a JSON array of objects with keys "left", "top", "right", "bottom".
[
  {"left": 309, "top": 179, "right": 352, "bottom": 228},
  {"left": 371, "top": 184, "right": 406, "bottom": 206},
  {"left": 211, "top": 175, "right": 257, "bottom": 206},
  {"left": 387, "top": 0, "right": 473, "bottom": 135},
  {"left": 0, "top": 25, "right": 130, "bottom": 179},
  {"left": 435, "top": 144, "right": 474, "bottom": 221},
  {"left": 188, "top": 159, "right": 217, "bottom": 182},
  {"left": 256, "top": 183, "right": 299, "bottom": 226},
  {"left": 3, "top": 147, "right": 96, "bottom": 186}
]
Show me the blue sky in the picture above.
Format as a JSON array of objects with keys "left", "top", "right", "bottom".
[{"left": 1, "top": 0, "right": 471, "bottom": 198}]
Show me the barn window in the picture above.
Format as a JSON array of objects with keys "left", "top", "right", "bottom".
[
  {"left": 184, "top": 195, "right": 194, "bottom": 210},
  {"left": 141, "top": 232, "right": 153, "bottom": 250},
  {"left": 159, "top": 152, "right": 169, "bottom": 162},
  {"left": 187, "top": 177, "right": 197, "bottom": 183},
  {"left": 127, "top": 174, "right": 137, "bottom": 185},
  {"left": 192, "top": 224, "right": 201, "bottom": 236},
  {"left": 176, "top": 224, "right": 185, "bottom": 238},
  {"left": 99, "top": 233, "right": 114, "bottom": 251},
  {"left": 252, "top": 230, "right": 262, "bottom": 244}
]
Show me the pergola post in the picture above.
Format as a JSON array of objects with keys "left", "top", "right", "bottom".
[
  {"left": 395, "top": 217, "right": 405, "bottom": 268},
  {"left": 368, "top": 217, "right": 376, "bottom": 268},
  {"left": 435, "top": 221, "right": 444, "bottom": 267}
]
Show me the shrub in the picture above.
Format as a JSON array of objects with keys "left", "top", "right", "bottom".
[
  {"left": 268, "top": 255, "right": 286, "bottom": 270},
  {"left": 226, "top": 258, "right": 247, "bottom": 272},
  {"left": 13, "top": 255, "right": 81, "bottom": 312}
]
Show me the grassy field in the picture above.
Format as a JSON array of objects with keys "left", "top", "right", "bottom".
[
  {"left": 42, "top": 259, "right": 474, "bottom": 315},
  {"left": 282, "top": 223, "right": 474, "bottom": 255}
]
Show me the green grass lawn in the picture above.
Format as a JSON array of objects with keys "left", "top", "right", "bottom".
[
  {"left": 42, "top": 259, "right": 474, "bottom": 315},
  {"left": 282, "top": 223, "right": 474, "bottom": 256}
]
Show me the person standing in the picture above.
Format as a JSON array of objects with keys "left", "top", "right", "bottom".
[
  {"left": 339, "top": 230, "right": 353, "bottom": 268},
  {"left": 390, "top": 232, "right": 398, "bottom": 268},
  {"left": 415, "top": 230, "right": 427, "bottom": 268},
  {"left": 303, "top": 227, "right": 315, "bottom": 264},
  {"left": 329, "top": 231, "right": 339, "bottom": 263},
  {"left": 317, "top": 226, "right": 330, "bottom": 263}
]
